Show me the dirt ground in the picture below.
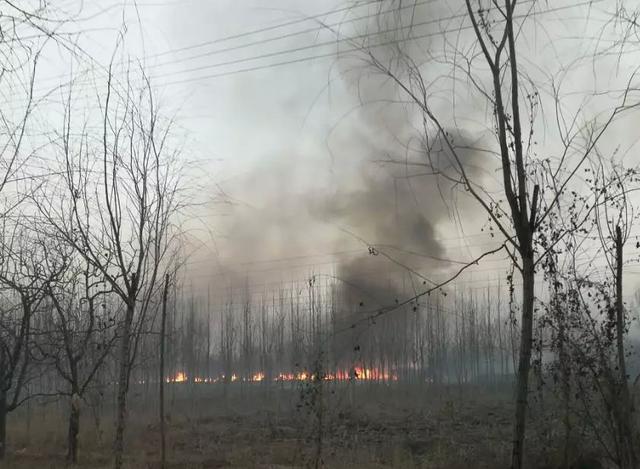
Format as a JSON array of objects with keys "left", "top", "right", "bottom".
[{"left": 0, "top": 383, "right": 604, "bottom": 468}]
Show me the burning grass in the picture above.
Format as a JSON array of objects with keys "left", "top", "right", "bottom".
[{"left": 165, "top": 366, "right": 399, "bottom": 385}]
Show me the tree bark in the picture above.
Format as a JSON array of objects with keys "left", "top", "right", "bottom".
[
  {"left": 67, "top": 393, "right": 80, "bottom": 463},
  {"left": 614, "top": 226, "right": 636, "bottom": 469},
  {"left": 159, "top": 275, "right": 169, "bottom": 469},
  {"left": 511, "top": 253, "right": 535, "bottom": 469},
  {"left": 557, "top": 311, "right": 571, "bottom": 469},
  {"left": 113, "top": 300, "right": 135, "bottom": 469},
  {"left": 0, "top": 390, "right": 6, "bottom": 459},
  {"left": 615, "top": 227, "right": 627, "bottom": 394}
]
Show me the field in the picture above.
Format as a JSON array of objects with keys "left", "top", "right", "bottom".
[{"left": 1, "top": 382, "right": 607, "bottom": 469}]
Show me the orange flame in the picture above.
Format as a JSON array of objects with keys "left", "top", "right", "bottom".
[
  {"left": 166, "top": 371, "right": 188, "bottom": 383},
  {"left": 166, "top": 366, "right": 397, "bottom": 384}
]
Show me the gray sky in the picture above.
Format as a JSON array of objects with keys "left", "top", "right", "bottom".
[{"left": 26, "top": 0, "right": 640, "bottom": 299}]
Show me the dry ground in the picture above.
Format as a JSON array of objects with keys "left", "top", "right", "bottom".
[{"left": 0, "top": 383, "right": 608, "bottom": 468}]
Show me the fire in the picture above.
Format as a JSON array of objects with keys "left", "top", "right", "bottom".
[
  {"left": 272, "top": 367, "right": 397, "bottom": 382},
  {"left": 354, "top": 366, "right": 396, "bottom": 381},
  {"left": 165, "top": 366, "right": 398, "bottom": 384},
  {"left": 166, "top": 371, "right": 188, "bottom": 383},
  {"left": 324, "top": 369, "right": 352, "bottom": 381},
  {"left": 274, "top": 371, "right": 311, "bottom": 381},
  {"left": 194, "top": 377, "right": 213, "bottom": 383},
  {"left": 276, "top": 372, "right": 295, "bottom": 381}
]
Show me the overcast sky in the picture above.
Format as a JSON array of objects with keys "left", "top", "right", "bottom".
[{"left": 27, "top": 0, "right": 640, "bottom": 299}]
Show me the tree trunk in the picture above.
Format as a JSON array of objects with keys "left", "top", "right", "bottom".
[
  {"left": 25, "top": 384, "right": 31, "bottom": 445},
  {"left": 557, "top": 312, "right": 571, "bottom": 469},
  {"left": 114, "top": 300, "right": 135, "bottom": 469},
  {"left": 67, "top": 393, "right": 80, "bottom": 463},
  {"left": 313, "top": 362, "right": 324, "bottom": 469},
  {"left": 614, "top": 226, "right": 636, "bottom": 469},
  {"left": 159, "top": 275, "right": 169, "bottom": 469},
  {"left": 0, "top": 390, "right": 6, "bottom": 459},
  {"left": 511, "top": 254, "right": 535, "bottom": 469}
]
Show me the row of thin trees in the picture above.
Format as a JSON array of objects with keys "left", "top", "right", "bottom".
[{"left": 129, "top": 279, "right": 522, "bottom": 388}]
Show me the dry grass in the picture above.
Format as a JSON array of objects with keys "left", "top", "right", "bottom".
[{"left": 0, "top": 383, "right": 611, "bottom": 468}]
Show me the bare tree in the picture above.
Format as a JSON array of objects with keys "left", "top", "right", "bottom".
[
  {"left": 0, "top": 222, "right": 64, "bottom": 458},
  {"left": 34, "top": 62, "right": 184, "bottom": 468},
  {"left": 159, "top": 274, "right": 170, "bottom": 469},
  {"left": 345, "top": 2, "right": 640, "bottom": 466},
  {"left": 34, "top": 244, "right": 119, "bottom": 464},
  {"left": 0, "top": 4, "right": 82, "bottom": 457},
  {"left": 592, "top": 162, "right": 638, "bottom": 468},
  {"left": 536, "top": 154, "right": 640, "bottom": 467}
]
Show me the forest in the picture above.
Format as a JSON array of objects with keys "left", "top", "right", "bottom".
[{"left": 1, "top": 1, "right": 640, "bottom": 468}]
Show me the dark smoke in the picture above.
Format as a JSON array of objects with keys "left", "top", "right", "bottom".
[
  {"left": 309, "top": 164, "right": 444, "bottom": 309},
  {"left": 190, "top": 0, "right": 492, "bottom": 309}
]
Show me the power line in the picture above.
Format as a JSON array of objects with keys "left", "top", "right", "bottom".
[
  {"left": 145, "top": 0, "right": 440, "bottom": 74},
  {"left": 175, "top": 257, "right": 640, "bottom": 312},
  {"left": 5, "top": 0, "right": 591, "bottom": 110},
  {"left": 183, "top": 237, "right": 508, "bottom": 269},
  {"left": 182, "top": 245, "right": 640, "bottom": 288},
  {"left": 9, "top": 0, "right": 390, "bottom": 94},
  {"left": 146, "top": 0, "right": 385, "bottom": 57},
  {"left": 153, "top": 0, "right": 601, "bottom": 86}
]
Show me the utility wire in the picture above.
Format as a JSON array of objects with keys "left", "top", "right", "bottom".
[
  {"left": 5, "top": 0, "right": 591, "bottom": 111},
  {"left": 8, "top": 0, "right": 390, "bottom": 93}
]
